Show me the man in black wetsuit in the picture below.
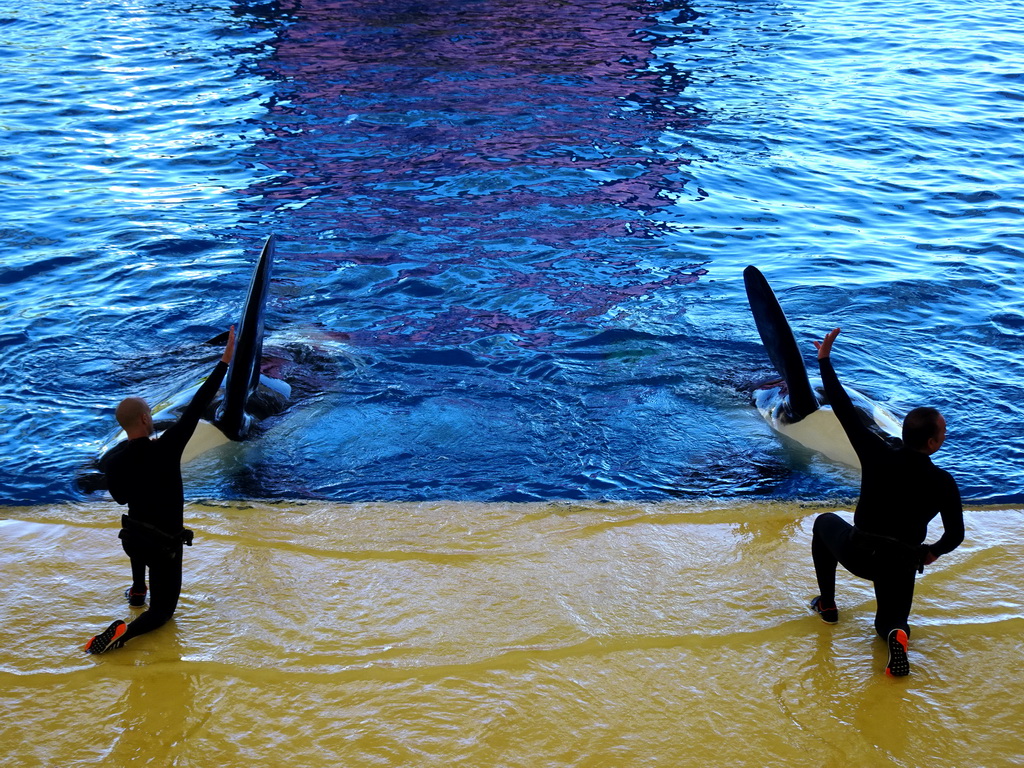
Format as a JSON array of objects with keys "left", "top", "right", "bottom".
[
  {"left": 84, "top": 327, "right": 235, "bottom": 654},
  {"left": 808, "top": 328, "right": 964, "bottom": 677}
]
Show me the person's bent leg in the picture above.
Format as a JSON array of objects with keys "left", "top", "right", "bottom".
[
  {"left": 874, "top": 569, "right": 915, "bottom": 676},
  {"left": 872, "top": 569, "right": 915, "bottom": 640},
  {"left": 121, "top": 546, "right": 183, "bottom": 643},
  {"left": 126, "top": 557, "right": 148, "bottom": 606},
  {"left": 130, "top": 557, "right": 147, "bottom": 590},
  {"left": 122, "top": 536, "right": 149, "bottom": 605},
  {"left": 811, "top": 512, "right": 853, "bottom": 607}
]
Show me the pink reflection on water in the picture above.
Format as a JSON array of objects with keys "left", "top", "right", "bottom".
[{"left": 243, "top": 0, "right": 707, "bottom": 346}]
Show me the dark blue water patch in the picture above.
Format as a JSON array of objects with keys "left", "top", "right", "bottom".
[
  {"left": 0, "top": 256, "right": 80, "bottom": 285},
  {"left": 990, "top": 311, "right": 1024, "bottom": 335},
  {"left": 388, "top": 348, "right": 487, "bottom": 368},
  {"left": 373, "top": 278, "right": 446, "bottom": 298},
  {"left": 136, "top": 239, "right": 221, "bottom": 257},
  {"left": 0, "top": 331, "right": 30, "bottom": 348},
  {"left": 564, "top": 328, "right": 690, "bottom": 348}
]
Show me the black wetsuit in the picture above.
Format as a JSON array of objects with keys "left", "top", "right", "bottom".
[
  {"left": 812, "top": 356, "right": 964, "bottom": 638},
  {"left": 100, "top": 361, "right": 227, "bottom": 643}
]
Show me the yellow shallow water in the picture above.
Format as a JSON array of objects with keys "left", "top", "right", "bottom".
[{"left": 2, "top": 500, "right": 1022, "bottom": 767}]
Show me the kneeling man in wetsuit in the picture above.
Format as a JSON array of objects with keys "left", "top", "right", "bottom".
[
  {"left": 808, "top": 328, "right": 964, "bottom": 677},
  {"left": 85, "top": 327, "right": 235, "bottom": 654}
]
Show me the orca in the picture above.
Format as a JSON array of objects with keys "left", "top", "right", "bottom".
[
  {"left": 743, "top": 265, "right": 901, "bottom": 469},
  {"left": 79, "top": 235, "right": 291, "bottom": 491},
  {"left": 215, "top": 233, "right": 278, "bottom": 443}
]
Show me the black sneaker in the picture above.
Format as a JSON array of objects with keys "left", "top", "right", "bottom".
[
  {"left": 125, "top": 587, "right": 147, "bottom": 608},
  {"left": 84, "top": 620, "right": 127, "bottom": 655},
  {"left": 886, "top": 629, "right": 910, "bottom": 677},
  {"left": 809, "top": 596, "right": 838, "bottom": 624}
]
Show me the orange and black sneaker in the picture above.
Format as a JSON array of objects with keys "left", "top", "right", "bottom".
[
  {"left": 885, "top": 629, "right": 910, "bottom": 677},
  {"left": 124, "top": 587, "right": 147, "bottom": 608},
  {"left": 809, "top": 596, "right": 838, "bottom": 624},
  {"left": 84, "top": 620, "right": 127, "bottom": 655}
]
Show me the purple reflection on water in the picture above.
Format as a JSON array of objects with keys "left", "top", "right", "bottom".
[{"left": 242, "top": 0, "right": 707, "bottom": 349}]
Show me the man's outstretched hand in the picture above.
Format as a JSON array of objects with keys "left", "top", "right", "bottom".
[{"left": 814, "top": 327, "right": 841, "bottom": 360}]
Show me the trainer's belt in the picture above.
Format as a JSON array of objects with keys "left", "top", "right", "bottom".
[{"left": 120, "top": 515, "right": 194, "bottom": 546}]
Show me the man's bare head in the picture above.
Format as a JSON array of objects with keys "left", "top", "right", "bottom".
[
  {"left": 115, "top": 397, "right": 153, "bottom": 438},
  {"left": 902, "top": 407, "right": 946, "bottom": 455}
]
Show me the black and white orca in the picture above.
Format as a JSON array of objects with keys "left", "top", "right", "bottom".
[{"left": 744, "top": 265, "right": 901, "bottom": 469}]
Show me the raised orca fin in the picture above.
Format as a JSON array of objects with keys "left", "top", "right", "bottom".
[
  {"left": 215, "top": 234, "right": 275, "bottom": 440},
  {"left": 743, "top": 265, "right": 818, "bottom": 421}
]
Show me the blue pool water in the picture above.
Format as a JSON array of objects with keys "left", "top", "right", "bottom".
[{"left": 1, "top": 0, "right": 1022, "bottom": 505}]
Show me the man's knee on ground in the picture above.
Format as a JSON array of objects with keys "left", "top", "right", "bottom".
[{"left": 813, "top": 511, "right": 842, "bottom": 536}]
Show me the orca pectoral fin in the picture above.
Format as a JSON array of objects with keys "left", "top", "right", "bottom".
[
  {"left": 216, "top": 234, "right": 275, "bottom": 441},
  {"left": 743, "top": 265, "right": 818, "bottom": 421}
]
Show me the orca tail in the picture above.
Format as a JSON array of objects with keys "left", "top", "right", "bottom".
[
  {"left": 215, "top": 234, "right": 275, "bottom": 441},
  {"left": 743, "top": 265, "right": 819, "bottom": 421}
]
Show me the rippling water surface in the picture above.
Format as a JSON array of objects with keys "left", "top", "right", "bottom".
[{"left": 2, "top": 0, "right": 1022, "bottom": 504}]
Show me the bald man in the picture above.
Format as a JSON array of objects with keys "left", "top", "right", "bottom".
[
  {"left": 808, "top": 328, "right": 964, "bottom": 677},
  {"left": 85, "top": 327, "right": 235, "bottom": 654}
]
